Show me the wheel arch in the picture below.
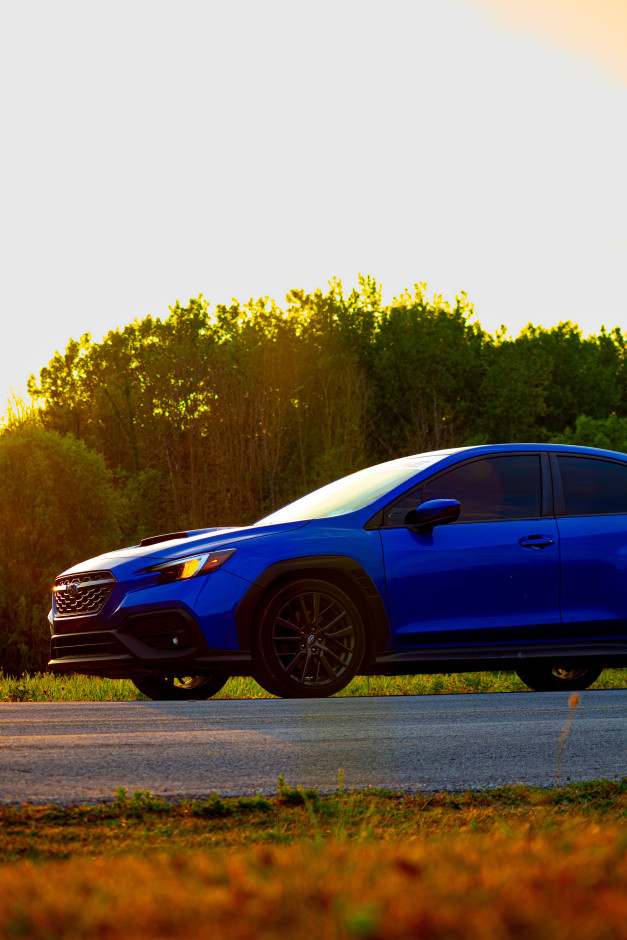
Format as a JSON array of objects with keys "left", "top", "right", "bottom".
[{"left": 234, "top": 555, "right": 391, "bottom": 661}]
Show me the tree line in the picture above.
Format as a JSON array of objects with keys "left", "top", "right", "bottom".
[{"left": 2, "top": 275, "right": 627, "bottom": 673}]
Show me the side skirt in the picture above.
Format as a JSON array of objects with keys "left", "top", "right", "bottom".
[{"left": 370, "top": 642, "right": 627, "bottom": 676}]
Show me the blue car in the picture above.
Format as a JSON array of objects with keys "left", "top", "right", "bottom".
[{"left": 49, "top": 443, "right": 627, "bottom": 698}]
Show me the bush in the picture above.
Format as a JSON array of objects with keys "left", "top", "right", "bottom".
[
  {"left": 552, "top": 414, "right": 627, "bottom": 452},
  {"left": 0, "top": 426, "right": 127, "bottom": 674}
]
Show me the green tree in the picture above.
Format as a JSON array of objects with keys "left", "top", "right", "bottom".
[
  {"left": 521, "top": 322, "right": 622, "bottom": 434},
  {"left": 472, "top": 331, "right": 551, "bottom": 442},
  {"left": 551, "top": 414, "right": 627, "bottom": 452},
  {"left": 473, "top": 321, "right": 626, "bottom": 443},
  {"left": 368, "top": 286, "right": 487, "bottom": 456},
  {"left": 26, "top": 287, "right": 376, "bottom": 527}
]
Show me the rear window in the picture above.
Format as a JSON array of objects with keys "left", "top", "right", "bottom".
[{"left": 557, "top": 456, "right": 627, "bottom": 516}]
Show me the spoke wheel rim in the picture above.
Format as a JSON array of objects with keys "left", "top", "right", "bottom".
[
  {"left": 270, "top": 591, "right": 356, "bottom": 687},
  {"left": 167, "top": 676, "right": 215, "bottom": 690}
]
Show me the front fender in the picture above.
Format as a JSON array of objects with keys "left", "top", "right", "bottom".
[{"left": 233, "top": 555, "right": 391, "bottom": 653}]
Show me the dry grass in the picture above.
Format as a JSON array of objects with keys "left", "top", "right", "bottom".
[
  {"left": 0, "top": 781, "right": 625, "bottom": 939},
  {"left": 1, "top": 833, "right": 626, "bottom": 940}
]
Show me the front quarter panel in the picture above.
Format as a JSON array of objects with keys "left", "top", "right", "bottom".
[
  {"left": 192, "top": 568, "right": 255, "bottom": 649},
  {"left": 212, "top": 519, "right": 390, "bottom": 651},
  {"left": 224, "top": 520, "right": 386, "bottom": 592}
]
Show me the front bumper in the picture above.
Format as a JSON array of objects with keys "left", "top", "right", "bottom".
[{"left": 48, "top": 607, "right": 252, "bottom": 678}]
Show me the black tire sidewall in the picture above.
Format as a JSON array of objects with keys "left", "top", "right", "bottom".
[
  {"left": 515, "top": 666, "right": 602, "bottom": 692},
  {"left": 132, "top": 673, "right": 227, "bottom": 700}
]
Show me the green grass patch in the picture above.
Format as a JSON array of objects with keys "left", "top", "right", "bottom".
[
  {"left": 0, "top": 778, "right": 624, "bottom": 863},
  {"left": 2, "top": 668, "right": 626, "bottom": 702}
]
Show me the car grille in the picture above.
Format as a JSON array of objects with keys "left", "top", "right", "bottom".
[
  {"left": 50, "top": 631, "right": 126, "bottom": 660},
  {"left": 53, "top": 571, "right": 116, "bottom": 617}
]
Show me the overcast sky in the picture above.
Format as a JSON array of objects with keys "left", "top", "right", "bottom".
[{"left": 1, "top": 0, "right": 625, "bottom": 405}]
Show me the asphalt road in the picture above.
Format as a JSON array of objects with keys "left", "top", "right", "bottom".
[{"left": 0, "top": 690, "right": 625, "bottom": 805}]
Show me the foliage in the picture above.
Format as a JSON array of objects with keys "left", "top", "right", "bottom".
[
  {"left": 473, "top": 334, "right": 552, "bottom": 442},
  {"left": 551, "top": 413, "right": 627, "bottom": 452},
  {"left": 21, "top": 282, "right": 627, "bottom": 525},
  {"left": 0, "top": 426, "right": 127, "bottom": 674},
  {"left": 368, "top": 287, "right": 487, "bottom": 455}
]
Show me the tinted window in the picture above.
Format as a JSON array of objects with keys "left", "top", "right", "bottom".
[
  {"left": 557, "top": 456, "right": 627, "bottom": 516},
  {"left": 385, "top": 455, "right": 542, "bottom": 525}
]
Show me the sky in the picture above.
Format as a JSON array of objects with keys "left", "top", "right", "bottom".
[{"left": 1, "top": 0, "right": 625, "bottom": 404}]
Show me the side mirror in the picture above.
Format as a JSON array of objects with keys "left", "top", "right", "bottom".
[{"left": 405, "top": 498, "right": 460, "bottom": 534}]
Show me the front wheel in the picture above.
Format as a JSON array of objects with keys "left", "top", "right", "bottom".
[
  {"left": 132, "top": 673, "right": 228, "bottom": 701},
  {"left": 252, "top": 579, "right": 366, "bottom": 698},
  {"left": 515, "top": 665, "right": 602, "bottom": 692}
]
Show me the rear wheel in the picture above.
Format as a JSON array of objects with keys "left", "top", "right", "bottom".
[
  {"left": 515, "top": 665, "right": 602, "bottom": 692},
  {"left": 132, "top": 673, "right": 228, "bottom": 700},
  {"left": 252, "top": 579, "right": 366, "bottom": 698}
]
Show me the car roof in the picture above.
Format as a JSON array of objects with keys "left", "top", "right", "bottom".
[{"left": 397, "top": 442, "right": 627, "bottom": 464}]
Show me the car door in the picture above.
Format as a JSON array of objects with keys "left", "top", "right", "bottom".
[
  {"left": 379, "top": 453, "right": 561, "bottom": 649},
  {"left": 553, "top": 452, "right": 627, "bottom": 642}
]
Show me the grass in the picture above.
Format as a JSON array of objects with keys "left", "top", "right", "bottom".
[
  {"left": 1, "top": 777, "right": 624, "bottom": 861},
  {"left": 1, "top": 667, "right": 626, "bottom": 702},
  {"left": 0, "top": 780, "right": 625, "bottom": 938}
]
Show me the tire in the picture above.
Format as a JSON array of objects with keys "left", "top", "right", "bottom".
[
  {"left": 250, "top": 668, "right": 287, "bottom": 699},
  {"left": 515, "top": 665, "right": 603, "bottom": 692},
  {"left": 252, "top": 578, "right": 366, "bottom": 698},
  {"left": 132, "top": 673, "right": 228, "bottom": 701}
]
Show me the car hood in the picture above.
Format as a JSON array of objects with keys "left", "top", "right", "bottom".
[{"left": 58, "top": 520, "right": 310, "bottom": 577}]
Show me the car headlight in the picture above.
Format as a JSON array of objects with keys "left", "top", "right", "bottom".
[{"left": 148, "top": 548, "right": 236, "bottom": 584}]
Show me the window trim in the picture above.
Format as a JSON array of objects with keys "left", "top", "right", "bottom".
[
  {"left": 377, "top": 451, "right": 549, "bottom": 529},
  {"left": 540, "top": 451, "right": 553, "bottom": 517}
]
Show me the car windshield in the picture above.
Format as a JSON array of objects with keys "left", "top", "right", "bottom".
[{"left": 255, "top": 453, "right": 452, "bottom": 525}]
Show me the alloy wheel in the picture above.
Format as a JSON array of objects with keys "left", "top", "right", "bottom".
[
  {"left": 271, "top": 590, "right": 357, "bottom": 687},
  {"left": 253, "top": 579, "right": 366, "bottom": 698}
]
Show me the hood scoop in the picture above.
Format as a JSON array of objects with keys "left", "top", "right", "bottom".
[
  {"left": 139, "top": 531, "right": 189, "bottom": 547},
  {"left": 138, "top": 527, "right": 227, "bottom": 548}
]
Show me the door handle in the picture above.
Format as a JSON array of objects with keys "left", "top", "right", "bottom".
[{"left": 519, "top": 535, "right": 555, "bottom": 550}]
